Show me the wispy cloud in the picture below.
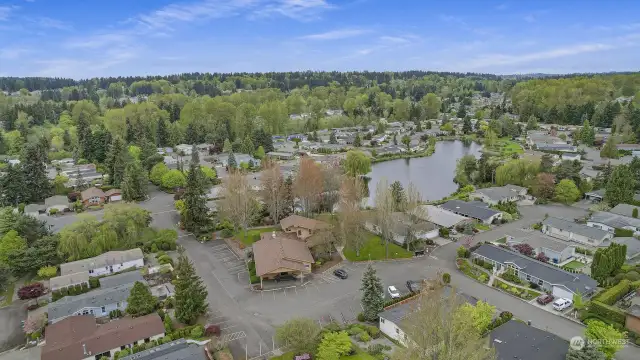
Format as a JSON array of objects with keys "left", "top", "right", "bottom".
[
  {"left": 29, "top": 16, "right": 72, "bottom": 30},
  {"left": 495, "top": 3, "right": 508, "bottom": 11},
  {"left": 0, "top": 47, "right": 30, "bottom": 59},
  {"left": 0, "top": 5, "right": 18, "bottom": 21},
  {"left": 379, "top": 35, "right": 410, "bottom": 44},
  {"left": 251, "top": 0, "right": 334, "bottom": 21},
  {"left": 135, "top": 0, "right": 258, "bottom": 30},
  {"left": 299, "top": 28, "right": 369, "bottom": 40},
  {"left": 439, "top": 14, "right": 467, "bottom": 26}
]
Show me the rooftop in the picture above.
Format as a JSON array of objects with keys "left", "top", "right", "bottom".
[
  {"left": 49, "top": 272, "right": 89, "bottom": 290},
  {"left": 473, "top": 185, "right": 526, "bottom": 202},
  {"left": 590, "top": 211, "right": 640, "bottom": 230},
  {"left": 252, "top": 232, "right": 314, "bottom": 277},
  {"left": 415, "top": 205, "right": 468, "bottom": 228},
  {"left": 473, "top": 244, "right": 597, "bottom": 294},
  {"left": 61, "top": 248, "right": 143, "bottom": 276},
  {"left": 542, "top": 217, "right": 611, "bottom": 240},
  {"left": 490, "top": 320, "right": 568, "bottom": 360},
  {"left": 440, "top": 200, "right": 501, "bottom": 221},
  {"left": 119, "top": 339, "right": 206, "bottom": 360},
  {"left": 609, "top": 203, "right": 640, "bottom": 218},
  {"left": 280, "top": 214, "right": 331, "bottom": 231},
  {"left": 98, "top": 271, "right": 145, "bottom": 289},
  {"left": 48, "top": 283, "right": 135, "bottom": 322},
  {"left": 507, "top": 233, "right": 575, "bottom": 253}
]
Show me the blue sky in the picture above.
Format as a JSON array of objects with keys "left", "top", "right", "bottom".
[{"left": 1, "top": 0, "right": 639, "bottom": 79}]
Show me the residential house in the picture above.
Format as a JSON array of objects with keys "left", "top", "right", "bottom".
[
  {"left": 561, "top": 152, "right": 581, "bottom": 161},
  {"left": 45, "top": 195, "right": 70, "bottom": 214},
  {"left": 196, "top": 143, "right": 213, "bottom": 153},
  {"left": 609, "top": 203, "right": 640, "bottom": 218},
  {"left": 24, "top": 203, "right": 45, "bottom": 217},
  {"left": 472, "top": 244, "right": 597, "bottom": 299},
  {"left": 580, "top": 167, "right": 600, "bottom": 182},
  {"left": 120, "top": 339, "right": 207, "bottom": 360},
  {"left": 617, "top": 144, "right": 640, "bottom": 151},
  {"left": 266, "top": 151, "right": 296, "bottom": 160},
  {"left": 61, "top": 248, "right": 144, "bottom": 277},
  {"left": 280, "top": 214, "right": 331, "bottom": 241},
  {"left": 414, "top": 205, "right": 468, "bottom": 229},
  {"left": 390, "top": 212, "right": 439, "bottom": 243},
  {"left": 163, "top": 155, "right": 178, "bottom": 167},
  {"left": 490, "top": 320, "right": 568, "bottom": 360},
  {"left": 584, "top": 189, "right": 605, "bottom": 203},
  {"left": 542, "top": 217, "right": 613, "bottom": 247},
  {"left": 42, "top": 314, "right": 164, "bottom": 360},
  {"left": 376, "top": 145, "right": 405, "bottom": 156},
  {"left": 80, "top": 187, "right": 105, "bottom": 206},
  {"left": 588, "top": 211, "right": 640, "bottom": 235},
  {"left": 633, "top": 151, "right": 640, "bottom": 158},
  {"left": 506, "top": 233, "right": 576, "bottom": 264},
  {"left": 48, "top": 283, "right": 134, "bottom": 323},
  {"left": 175, "top": 144, "right": 193, "bottom": 155},
  {"left": 469, "top": 185, "right": 528, "bottom": 205},
  {"left": 599, "top": 237, "right": 640, "bottom": 261},
  {"left": 439, "top": 200, "right": 502, "bottom": 224},
  {"left": 218, "top": 153, "right": 260, "bottom": 167},
  {"left": 104, "top": 189, "right": 122, "bottom": 202},
  {"left": 150, "top": 283, "right": 175, "bottom": 300},
  {"left": 98, "top": 271, "right": 145, "bottom": 289},
  {"left": 535, "top": 143, "right": 577, "bottom": 152},
  {"left": 252, "top": 231, "right": 314, "bottom": 286},
  {"left": 50, "top": 272, "right": 90, "bottom": 292}
]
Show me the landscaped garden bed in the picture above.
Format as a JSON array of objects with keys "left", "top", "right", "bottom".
[
  {"left": 492, "top": 278, "right": 541, "bottom": 300},
  {"left": 456, "top": 258, "right": 489, "bottom": 283}
]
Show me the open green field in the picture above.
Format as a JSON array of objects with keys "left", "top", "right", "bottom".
[{"left": 344, "top": 233, "right": 413, "bottom": 261}]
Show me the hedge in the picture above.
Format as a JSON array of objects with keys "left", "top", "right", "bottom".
[
  {"left": 614, "top": 228, "right": 635, "bottom": 237},
  {"left": 589, "top": 301, "right": 626, "bottom": 326},
  {"left": 594, "top": 279, "right": 631, "bottom": 305}
]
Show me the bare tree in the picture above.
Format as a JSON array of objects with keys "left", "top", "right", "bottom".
[
  {"left": 319, "top": 162, "right": 342, "bottom": 213},
  {"left": 294, "top": 157, "right": 323, "bottom": 217},
  {"left": 392, "top": 285, "right": 497, "bottom": 360},
  {"left": 374, "top": 178, "right": 395, "bottom": 259},
  {"left": 338, "top": 177, "right": 367, "bottom": 256},
  {"left": 219, "top": 170, "right": 259, "bottom": 237},
  {"left": 260, "top": 158, "right": 286, "bottom": 224},
  {"left": 404, "top": 182, "right": 428, "bottom": 251}
]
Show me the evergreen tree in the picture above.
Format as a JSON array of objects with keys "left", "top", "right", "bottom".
[
  {"left": 606, "top": 164, "right": 636, "bottom": 206},
  {"left": 174, "top": 253, "right": 208, "bottom": 325},
  {"left": 415, "top": 119, "right": 422, "bottom": 132},
  {"left": 126, "top": 281, "right": 157, "bottom": 317},
  {"left": 227, "top": 152, "right": 237, "bottom": 169},
  {"left": 283, "top": 176, "right": 294, "bottom": 217},
  {"left": 462, "top": 117, "right": 472, "bottom": 134},
  {"left": 21, "top": 142, "right": 50, "bottom": 203},
  {"left": 329, "top": 132, "right": 338, "bottom": 144},
  {"left": 353, "top": 133, "right": 362, "bottom": 147},
  {"left": 580, "top": 119, "right": 595, "bottom": 145},
  {"left": 105, "top": 137, "right": 127, "bottom": 187},
  {"left": 185, "top": 123, "right": 198, "bottom": 145},
  {"left": 241, "top": 136, "right": 255, "bottom": 154},
  {"left": 456, "top": 103, "right": 467, "bottom": 118},
  {"left": 157, "top": 117, "right": 169, "bottom": 147},
  {"left": 122, "top": 159, "right": 148, "bottom": 202},
  {"left": 0, "top": 164, "right": 26, "bottom": 206},
  {"left": 600, "top": 136, "right": 619, "bottom": 159},
  {"left": 183, "top": 146, "right": 209, "bottom": 233},
  {"left": 393, "top": 133, "right": 398, "bottom": 145},
  {"left": 90, "top": 126, "right": 111, "bottom": 163},
  {"left": 526, "top": 115, "right": 538, "bottom": 130},
  {"left": 74, "top": 167, "right": 88, "bottom": 192},
  {"left": 390, "top": 181, "right": 406, "bottom": 211},
  {"left": 222, "top": 138, "right": 232, "bottom": 153},
  {"left": 77, "top": 112, "right": 93, "bottom": 160},
  {"left": 360, "top": 264, "right": 384, "bottom": 321},
  {"left": 566, "top": 344, "right": 606, "bottom": 360},
  {"left": 63, "top": 129, "right": 72, "bottom": 150},
  {"left": 125, "top": 119, "right": 135, "bottom": 144}
]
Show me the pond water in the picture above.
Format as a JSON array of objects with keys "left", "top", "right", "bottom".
[{"left": 367, "top": 140, "right": 482, "bottom": 204}]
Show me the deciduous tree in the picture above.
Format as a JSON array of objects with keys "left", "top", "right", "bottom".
[
  {"left": 316, "top": 331, "right": 352, "bottom": 360},
  {"left": 122, "top": 159, "right": 148, "bottom": 202},
  {"left": 605, "top": 164, "right": 636, "bottom": 206},
  {"left": 275, "top": 318, "right": 321, "bottom": 355},
  {"left": 555, "top": 179, "right": 581, "bottom": 204},
  {"left": 343, "top": 150, "right": 371, "bottom": 177},
  {"left": 220, "top": 170, "right": 259, "bottom": 235},
  {"left": 532, "top": 173, "right": 556, "bottom": 200},
  {"left": 584, "top": 320, "right": 626, "bottom": 360},
  {"left": 294, "top": 157, "right": 323, "bottom": 216}
]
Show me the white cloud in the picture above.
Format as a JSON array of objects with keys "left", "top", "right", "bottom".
[
  {"left": 299, "top": 28, "right": 369, "bottom": 40},
  {"left": 0, "top": 5, "right": 17, "bottom": 21},
  {"left": 30, "top": 16, "right": 72, "bottom": 30},
  {"left": 252, "top": 0, "right": 334, "bottom": 21},
  {"left": 0, "top": 47, "right": 30, "bottom": 59},
  {"left": 65, "top": 33, "right": 130, "bottom": 49},
  {"left": 379, "top": 36, "right": 410, "bottom": 44},
  {"left": 135, "top": 0, "right": 259, "bottom": 29}
]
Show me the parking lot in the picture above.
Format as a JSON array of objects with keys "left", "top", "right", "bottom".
[{"left": 208, "top": 243, "right": 249, "bottom": 283}]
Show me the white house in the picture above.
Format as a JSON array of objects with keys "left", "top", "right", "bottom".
[
  {"left": 379, "top": 301, "right": 413, "bottom": 345},
  {"left": 48, "top": 283, "right": 134, "bottom": 324},
  {"left": 588, "top": 211, "right": 640, "bottom": 235},
  {"left": 60, "top": 249, "right": 144, "bottom": 277},
  {"left": 561, "top": 152, "right": 581, "bottom": 161},
  {"left": 506, "top": 233, "right": 576, "bottom": 264},
  {"left": 542, "top": 217, "right": 613, "bottom": 247},
  {"left": 469, "top": 185, "right": 528, "bottom": 205},
  {"left": 175, "top": 144, "right": 193, "bottom": 155}
]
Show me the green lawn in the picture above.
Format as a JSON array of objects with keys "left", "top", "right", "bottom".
[
  {"left": 474, "top": 223, "right": 491, "bottom": 231},
  {"left": 344, "top": 233, "right": 413, "bottom": 261},
  {"left": 235, "top": 227, "right": 277, "bottom": 246},
  {"left": 499, "top": 141, "right": 524, "bottom": 156},
  {"left": 563, "top": 260, "right": 585, "bottom": 270},
  {"left": 342, "top": 353, "right": 376, "bottom": 360}
]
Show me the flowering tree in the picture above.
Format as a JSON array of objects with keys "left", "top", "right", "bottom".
[
  {"left": 535, "top": 252, "right": 549, "bottom": 263},
  {"left": 512, "top": 243, "right": 534, "bottom": 256}
]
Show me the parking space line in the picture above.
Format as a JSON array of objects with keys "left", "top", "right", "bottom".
[{"left": 210, "top": 244, "right": 230, "bottom": 250}]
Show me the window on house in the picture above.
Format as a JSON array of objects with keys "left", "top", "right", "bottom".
[
  {"left": 101, "top": 306, "right": 105, "bottom": 313},
  {"left": 380, "top": 318, "right": 385, "bottom": 323},
  {"left": 526, "top": 275, "right": 531, "bottom": 281},
  {"left": 89, "top": 269, "right": 93, "bottom": 274},
  {"left": 144, "top": 338, "right": 150, "bottom": 343},
  {"left": 297, "top": 230, "right": 301, "bottom": 236},
  {"left": 538, "top": 279, "right": 543, "bottom": 286},
  {"left": 395, "top": 328, "right": 400, "bottom": 334}
]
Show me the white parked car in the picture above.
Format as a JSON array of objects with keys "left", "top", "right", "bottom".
[
  {"left": 552, "top": 298, "right": 573, "bottom": 311},
  {"left": 387, "top": 286, "right": 400, "bottom": 299}
]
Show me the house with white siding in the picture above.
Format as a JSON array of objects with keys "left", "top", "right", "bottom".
[
  {"left": 48, "top": 282, "right": 135, "bottom": 324},
  {"left": 60, "top": 249, "right": 144, "bottom": 277},
  {"left": 542, "top": 217, "right": 613, "bottom": 247},
  {"left": 588, "top": 211, "right": 640, "bottom": 235}
]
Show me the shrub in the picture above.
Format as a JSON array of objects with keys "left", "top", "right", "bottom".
[
  {"left": 109, "top": 309, "right": 123, "bottom": 319},
  {"left": 158, "top": 255, "right": 173, "bottom": 265},
  {"left": 357, "top": 312, "right": 365, "bottom": 322},
  {"left": 221, "top": 229, "right": 233, "bottom": 238},
  {"left": 18, "top": 283, "right": 44, "bottom": 300},
  {"left": 250, "top": 275, "right": 260, "bottom": 284},
  {"left": 324, "top": 321, "right": 343, "bottom": 332},
  {"left": 589, "top": 301, "right": 626, "bottom": 326},
  {"left": 367, "top": 344, "right": 385, "bottom": 355},
  {"left": 157, "top": 309, "right": 165, "bottom": 319},
  {"left": 614, "top": 228, "right": 634, "bottom": 237},
  {"left": 364, "top": 325, "right": 380, "bottom": 338},
  {"left": 156, "top": 251, "right": 167, "bottom": 259},
  {"left": 456, "top": 246, "right": 469, "bottom": 258},
  {"left": 358, "top": 332, "right": 371, "bottom": 342},
  {"left": 440, "top": 227, "right": 450, "bottom": 238},
  {"left": 625, "top": 271, "right": 640, "bottom": 282},
  {"left": 191, "top": 325, "right": 204, "bottom": 338},
  {"left": 348, "top": 327, "right": 365, "bottom": 336},
  {"left": 595, "top": 279, "right": 631, "bottom": 305},
  {"left": 442, "top": 273, "right": 451, "bottom": 284},
  {"left": 89, "top": 277, "right": 100, "bottom": 288},
  {"left": 205, "top": 325, "right": 221, "bottom": 337}
]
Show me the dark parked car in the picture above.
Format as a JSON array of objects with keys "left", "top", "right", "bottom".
[
  {"left": 536, "top": 294, "right": 555, "bottom": 305},
  {"left": 274, "top": 274, "right": 296, "bottom": 282},
  {"left": 406, "top": 280, "right": 422, "bottom": 293},
  {"left": 334, "top": 269, "right": 348, "bottom": 279}
]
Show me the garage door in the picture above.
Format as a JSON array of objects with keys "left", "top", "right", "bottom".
[
  {"left": 110, "top": 195, "right": 122, "bottom": 202},
  {"left": 552, "top": 286, "right": 573, "bottom": 300}
]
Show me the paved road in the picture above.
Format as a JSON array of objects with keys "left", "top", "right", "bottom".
[{"left": 0, "top": 302, "right": 26, "bottom": 353}]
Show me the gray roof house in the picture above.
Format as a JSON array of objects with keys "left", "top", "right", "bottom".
[
  {"left": 120, "top": 339, "right": 206, "bottom": 360},
  {"left": 44, "top": 195, "right": 70, "bottom": 213},
  {"left": 588, "top": 211, "right": 640, "bottom": 234},
  {"left": 440, "top": 200, "right": 502, "bottom": 224},
  {"left": 415, "top": 205, "right": 468, "bottom": 228},
  {"left": 61, "top": 248, "right": 144, "bottom": 276},
  {"left": 48, "top": 283, "right": 134, "bottom": 324},
  {"left": 98, "top": 270, "right": 145, "bottom": 289},
  {"left": 469, "top": 185, "right": 527, "bottom": 205},
  {"left": 490, "top": 320, "right": 568, "bottom": 360},
  {"left": 584, "top": 189, "right": 605, "bottom": 202},
  {"left": 599, "top": 237, "right": 640, "bottom": 261},
  {"left": 49, "top": 272, "right": 90, "bottom": 292},
  {"left": 609, "top": 203, "right": 640, "bottom": 218},
  {"left": 535, "top": 143, "right": 577, "bottom": 152},
  {"left": 506, "top": 233, "right": 576, "bottom": 264},
  {"left": 472, "top": 244, "right": 597, "bottom": 299},
  {"left": 542, "top": 217, "right": 613, "bottom": 247}
]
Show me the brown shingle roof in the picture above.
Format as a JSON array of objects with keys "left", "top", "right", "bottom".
[
  {"left": 42, "top": 314, "right": 164, "bottom": 360},
  {"left": 280, "top": 215, "right": 331, "bottom": 231},
  {"left": 104, "top": 189, "right": 122, "bottom": 197},
  {"left": 252, "top": 232, "right": 314, "bottom": 277},
  {"left": 81, "top": 187, "right": 105, "bottom": 200}
]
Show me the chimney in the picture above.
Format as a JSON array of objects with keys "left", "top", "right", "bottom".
[{"left": 82, "top": 344, "right": 87, "bottom": 355}]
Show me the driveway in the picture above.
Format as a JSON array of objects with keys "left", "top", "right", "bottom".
[{"left": 0, "top": 302, "right": 26, "bottom": 352}]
